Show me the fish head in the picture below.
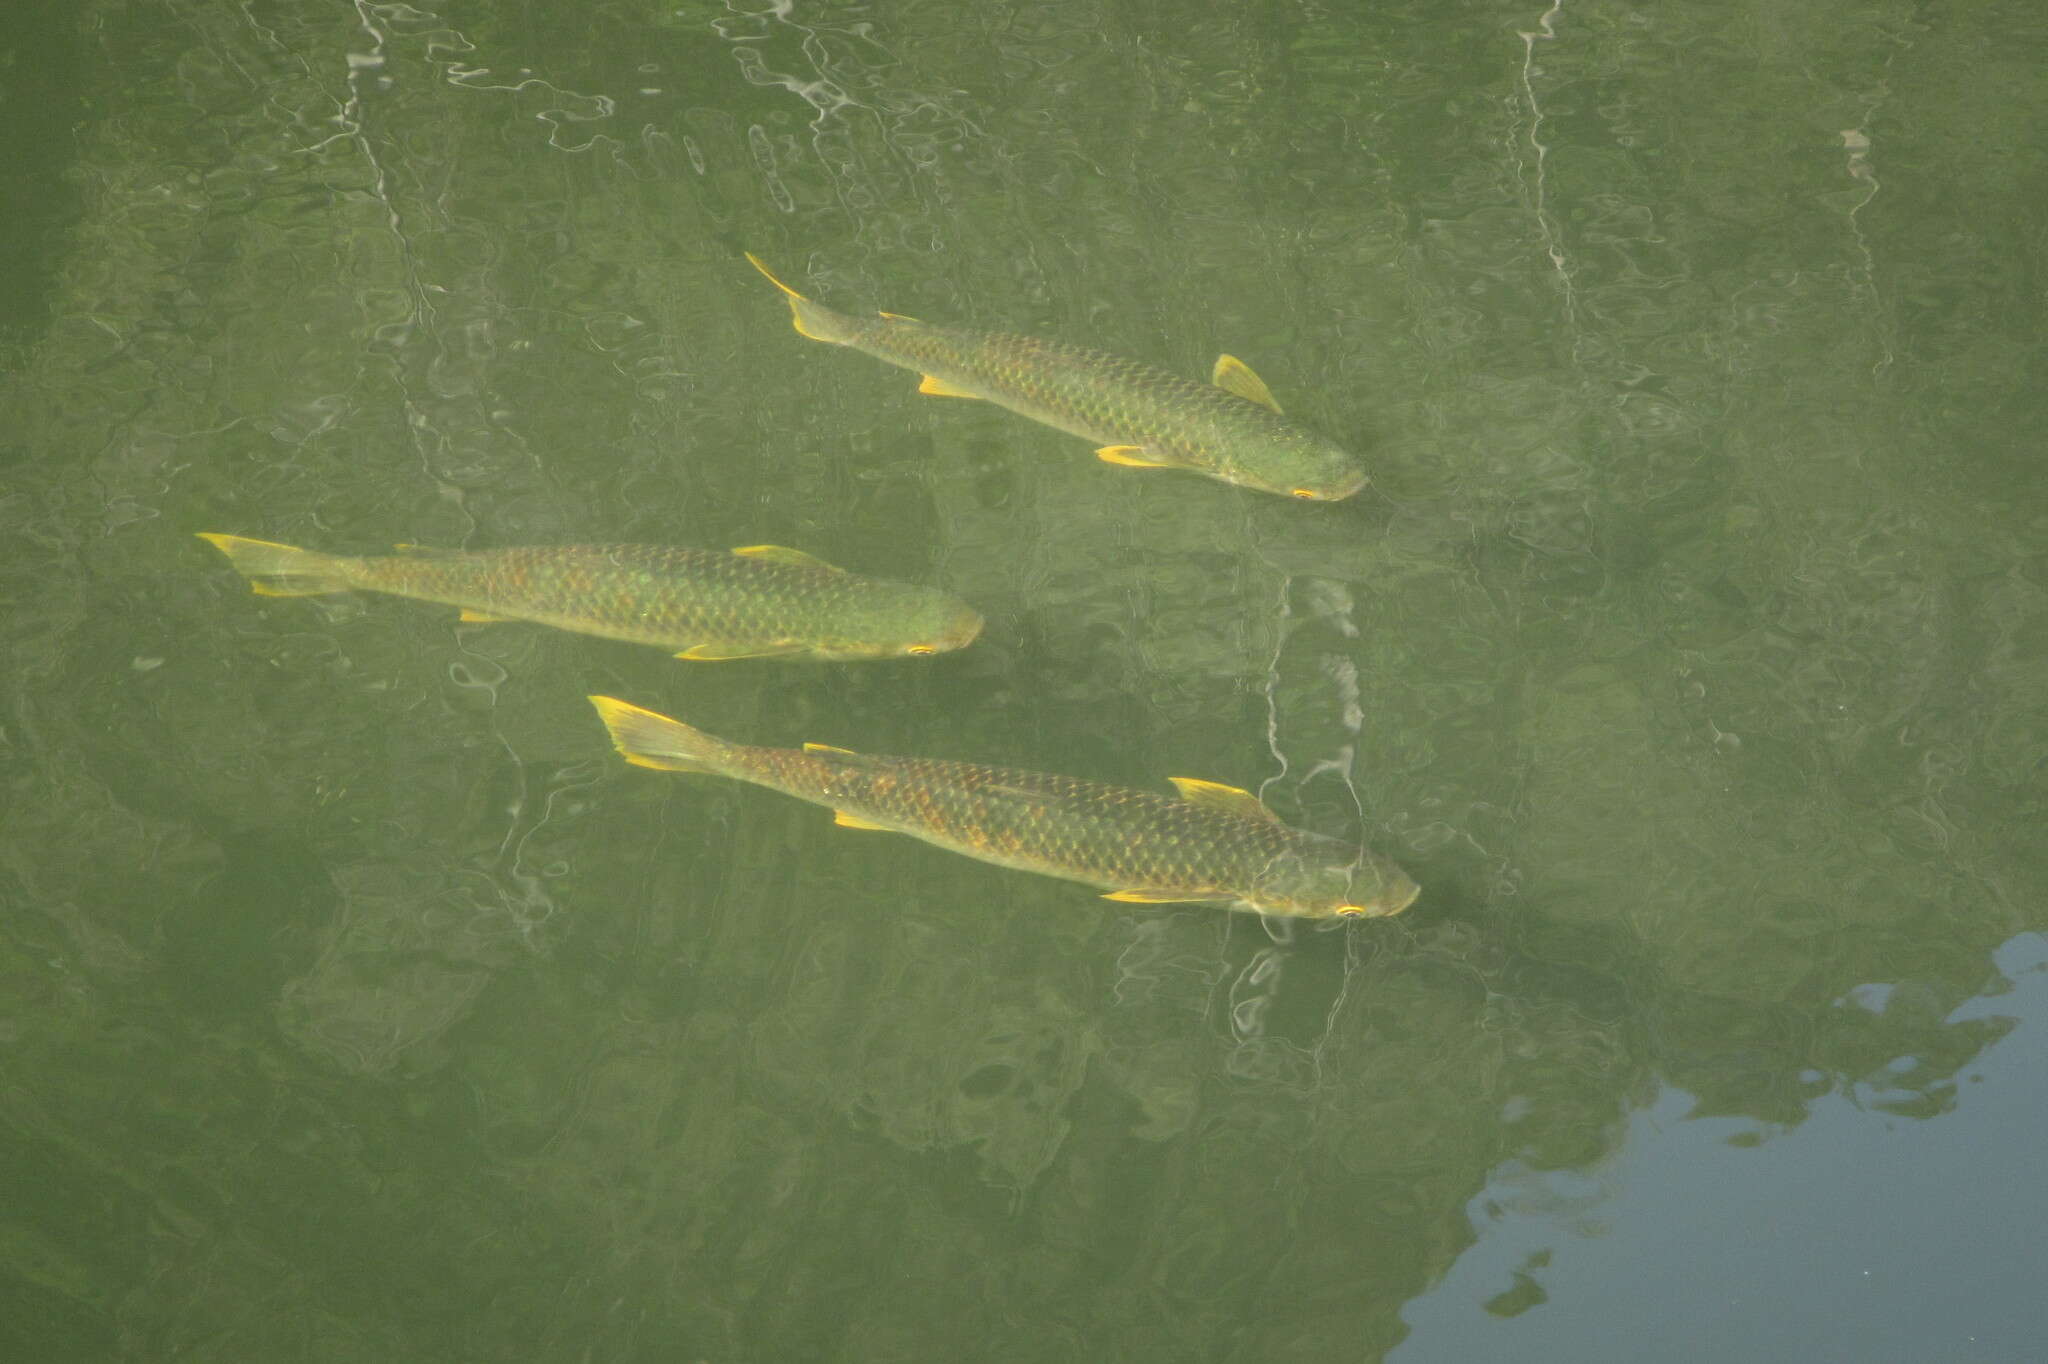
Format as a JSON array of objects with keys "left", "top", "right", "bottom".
[
  {"left": 1248, "top": 838, "right": 1419, "bottom": 920},
  {"left": 1224, "top": 429, "right": 1369, "bottom": 503},
  {"left": 810, "top": 585, "right": 985, "bottom": 660}
]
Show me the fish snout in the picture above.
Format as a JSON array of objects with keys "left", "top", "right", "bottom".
[
  {"left": 1291, "top": 466, "right": 1370, "bottom": 502},
  {"left": 903, "top": 602, "right": 985, "bottom": 657},
  {"left": 1334, "top": 865, "right": 1420, "bottom": 918}
]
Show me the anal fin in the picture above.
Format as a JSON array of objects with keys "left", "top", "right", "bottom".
[
  {"left": 918, "top": 374, "right": 981, "bottom": 399},
  {"left": 1097, "top": 446, "right": 1172, "bottom": 468},
  {"left": 675, "top": 642, "right": 809, "bottom": 661}
]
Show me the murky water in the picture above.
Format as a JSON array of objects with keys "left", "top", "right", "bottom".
[{"left": 3, "top": 1, "right": 2044, "bottom": 1359}]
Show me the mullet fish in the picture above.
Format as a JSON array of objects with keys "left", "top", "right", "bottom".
[
  {"left": 590, "top": 696, "right": 1418, "bottom": 919},
  {"left": 746, "top": 254, "right": 1368, "bottom": 502},
  {"left": 198, "top": 535, "right": 982, "bottom": 661}
]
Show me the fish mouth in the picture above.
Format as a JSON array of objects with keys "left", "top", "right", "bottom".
[
  {"left": 1256, "top": 467, "right": 1368, "bottom": 502},
  {"left": 1378, "top": 878, "right": 1421, "bottom": 915},
  {"left": 1331, "top": 868, "right": 1420, "bottom": 919},
  {"left": 1295, "top": 469, "right": 1369, "bottom": 502},
  {"left": 894, "top": 607, "right": 984, "bottom": 657}
]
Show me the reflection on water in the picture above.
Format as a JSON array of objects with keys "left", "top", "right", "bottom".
[
  {"left": 1399, "top": 933, "right": 2048, "bottom": 1362},
  {"left": 1, "top": 0, "right": 2044, "bottom": 1359}
]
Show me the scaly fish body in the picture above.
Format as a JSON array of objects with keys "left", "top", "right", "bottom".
[
  {"left": 746, "top": 255, "right": 1368, "bottom": 502},
  {"left": 590, "top": 697, "right": 1418, "bottom": 919},
  {"left": 197, "top": 536, "right": 982, "bottom": 661}
]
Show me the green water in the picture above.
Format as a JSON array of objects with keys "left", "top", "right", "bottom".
[{"left": 4, "top": 1, "right": 2045, "bottom": 1359}]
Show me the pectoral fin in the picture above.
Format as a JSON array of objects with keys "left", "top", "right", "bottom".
[
  {"left": 833, "top": 810, "right": 892, "bottom": 830},
  {"left": 1168, "top": 777, "right": 1281, "bottom": 823},
  {"left": 918, "top": 374, "right": 981, "bottom": 398},
  {"left": 458, "top": 608, "right": 513, "bottom": 624},
  {"left": 1103, "top": 890, "right": 1236, "bottom": 904},
  {"left": 1097, "top": 446, "right": 1173, "bottom": 468},
  {"left": 732, "top": 544, "right": 842, "bottom": 572},
  {"left": 1212, "top": 354, "right": 1282, "bottom": 412},
  {"left": 674, "top": 642, "right": 809, "bottom": 661},
  {"left": 804, "top": 742, "right": 857, "bottom": 755},
  {"left": 880, "top": 310, "right": 924, "bottom": 323}
]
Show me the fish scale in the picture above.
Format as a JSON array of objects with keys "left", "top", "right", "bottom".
[
  {"left": 360, "top": 545, "right": 861, "bottom": 644},
  {"left": 591, "top": 696, "right": 1419, "bottom": 920},
  {"left": 747, "top": 254, "right": 1369, "bottom": 501},
  {"left": 790, "top": 752, "right": 1307, "bottom": 889},
  {"left": 883, "top": 326, "right": 1290, "bottom": 451},
  {"left": 197, "top": 536, "right": 982, "bottom": 661}
]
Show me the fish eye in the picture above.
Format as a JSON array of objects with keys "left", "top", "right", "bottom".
[
  {"left": 1290, "top": 488, "right": 1319, "bottom": 500},
  {"left": 906, "top": 644, "right": 936, "bottom": 656},
  {"left": 1335, "top": 904, "right": 1368, "bottom": 917}
]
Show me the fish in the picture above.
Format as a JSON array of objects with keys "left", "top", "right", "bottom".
[
  {"left": 196, "top": 535, "right": 983, "bottom": 661},
  {"left": 588, "top": 696, "right": 1419, "bottom": 919},
  {"left": 744, "top": 254, "right": 1368, "bottom": 502}
]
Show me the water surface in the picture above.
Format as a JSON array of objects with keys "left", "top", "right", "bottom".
[{"left": 3, "top": 1, "right": 2044, "bottom": 1359}]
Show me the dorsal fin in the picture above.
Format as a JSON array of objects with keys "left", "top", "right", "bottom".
[
  {"left": 731, "top": 544, "right": 842, "bottom": 572},
  {"left": 1212, "top": 354, "right": 1282, "bottom": 412},
  {"left": 1169, "top": 776, "right": 1281, "bottom": 823}
]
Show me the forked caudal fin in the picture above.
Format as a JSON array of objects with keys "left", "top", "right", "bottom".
[
  {"left": 588, "top": 696, "right": 733, "bottom": 776},
  {"left": 195, "top": 532, "right": 356, "bottom": 596},
  {"left": 743, "top": 252, "right": 851, "bottom": 345}
]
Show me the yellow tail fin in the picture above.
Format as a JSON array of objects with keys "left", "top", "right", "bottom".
[
  {"left": 743, "top": 252, "right": 846, "bottom": 344},
  {"left": 588, "top": 696, "right": 731, "bottom": 775},
  {"left": 195, "top": 533, "right": 357, "bottom": 596}
]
